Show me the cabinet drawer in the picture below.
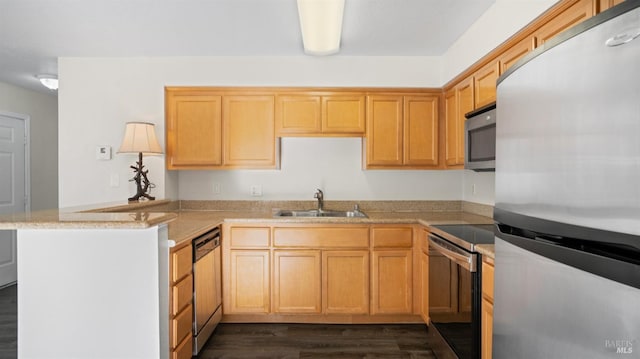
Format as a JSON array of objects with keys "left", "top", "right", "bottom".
[
  {"left": 171, "top": 333, "right": 193, "bottom": 359},
  {"left": 171, "top": 244, "right": 192, "bottom": 284},
  {"left": 230, "top": 227, "right": 270, "bottom": 247},
  {"left": 372, "top": 227, "right": 413, "bottom": 248},
  {"left": 171, "top": 274, "right": 193, "bottom": 316},
  {"left": 171, "top": 304, "right": 193, "bottom": 349},
  {"left": 482, "top": 261, "right": 494, "bottom": 301},
  {"left": 273, "top": 227, "right": 369, "bottom": 248}
]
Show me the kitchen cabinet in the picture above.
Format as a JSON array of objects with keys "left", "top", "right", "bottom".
[
  {"left": 169, "top": 243, "right": 193, "bottom": 359},
  {"left": 498, "top": 37, "right": 535, "bottom": 75},
  {"left": 223, "top": 225, "right": 271, "bottom": 314},
  {"left": 598, "top": 0, "right": 624, "bottom": 11},
  {"left": 275, "top": 93, "right": 365, "bottom": 136},
  {"left": 223, "top": 223, "right": 422, "bottom": 322},
  {"left": 165, "top": 92, "right": 222, "bottom": 168},
  {"left": 273, "top": 250, "right": 322, "bottom": 313},
  {"left": 165, "top": 88, "right": 278, "bottom": 169},
  {"left": 419, "top": 229, "right": 430, "bottom": 324},
  {"left": 365, "top": 94, "right": 438, "bottom": 168},
  {"left": 322, "top": 250, "right": 370, "bottom": 314},
  {"left": 371, "top": 226, "right": 413, "bottom": 315},
  {"left": 444, "top": 78, "right": 473, "bottom": 167},
  {"left": 474, "top": 62, "right": 498, "bottom": 108},
  {"left": 533, "top": 0, "right": 594, "bottom": 48},
  {"left": 481, "top": 256, "right": 495, "bottom": 359},
  {"left": 223, "top": 95, "right": 278, "bottom": 168}
]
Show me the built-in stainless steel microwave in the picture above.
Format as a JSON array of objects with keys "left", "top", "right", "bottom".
[{"left": 464, "top": 102, "right": 496, "bottom": 171}]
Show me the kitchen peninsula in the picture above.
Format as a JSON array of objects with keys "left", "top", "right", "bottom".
[{"left": 0, "top": 199, "right": 493, "bottom": 359}]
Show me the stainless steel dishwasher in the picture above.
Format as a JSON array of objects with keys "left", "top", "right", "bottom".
[{"left": 192, "top": 227, "right": 222, "bottom": 355}]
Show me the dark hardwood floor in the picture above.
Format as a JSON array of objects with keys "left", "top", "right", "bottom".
[
  {"left": 0, "top": 285, "right": 436, "bottom": 359},
  {"left": 0, "top": 284, "right": 17, "bottom": 359},
  {"left": 198, "top": 323, "right": 436, "bottom": 359}
]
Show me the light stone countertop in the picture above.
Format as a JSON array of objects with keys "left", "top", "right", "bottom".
[
  {"left": 0, "top": 200, "right": 495, "bottom": 251},
  {"left": 476, "top": 244, "right": 496, "bottom": 260}
]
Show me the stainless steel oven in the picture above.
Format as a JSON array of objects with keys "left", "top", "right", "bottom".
[{"left": 428, "top": 224, "right": 495, "bottom": 359}]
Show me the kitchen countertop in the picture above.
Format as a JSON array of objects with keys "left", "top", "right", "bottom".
[
  {"left": 476, "top": 244, "right": 496, "bottom": 260},
  {"left": 0, "top": 200, "right": 495, "bottom": 249}
]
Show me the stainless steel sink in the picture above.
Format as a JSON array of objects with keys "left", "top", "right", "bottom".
[{"left": 274, "top": 209, "right": 367, "bottom": 218}]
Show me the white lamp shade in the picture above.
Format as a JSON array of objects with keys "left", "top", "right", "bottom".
[
  {"left": 297, "top": 0, "right": 345, "bottom": 55},
  {"left": 118, "top": 122, "right": 163, "bottom": 154}
]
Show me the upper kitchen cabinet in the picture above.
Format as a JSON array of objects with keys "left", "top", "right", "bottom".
[
  {"left": 165, "top": 91, "right": 222, "bottom": 169},
  {"left": 533, "top": 0, "right": 594, "bottom": 47},
  {"left": 275, "top": 92, "right": 365, "bottom": 136},
  {"left": 165, "top": 88, "right": 279, "bottom": 170},
  {"left": 444, "top": 79, "right": 473, "bottom": 168},
  {"left": 498, "top": 37, "right": 535, "bottom": 75},
  {"left": 473, "top": 62, "right": 498, "bottom": 109},
  {"left": 223, "top": 95, "right": 278, "bottom": 168},
  {"left": 597, "top": 0, "right": 625, "bottom": 12},
  {"left": 365, "top": 93, "right": 439, "bottom": 169}
]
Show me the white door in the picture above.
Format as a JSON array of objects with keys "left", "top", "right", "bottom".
[{"left": 0, "top": 112, "right": 28, "bottom": 287}]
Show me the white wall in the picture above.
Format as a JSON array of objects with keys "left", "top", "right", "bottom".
[
  {"left": 57, "top": 2, "right": 560, "bottom": 206},
  {"left": 58, "top": 56, "right": 443, "bottom": 207},
  {"left": 443, "top": 0, "right": 559, "bottom": 81},
  {"left": 179, "top": 138, "right": 463, "bottom": 200},
  {"left": 0, "top": 81, "right": 58, "bottom": 211},
  {"left": 444, "top": 0, "right": 558, "bottom": 206}
]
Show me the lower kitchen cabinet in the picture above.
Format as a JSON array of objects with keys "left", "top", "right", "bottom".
[
  {"left": 273, "top": 250, "right": 322, "bottom": 313},
  {"left": 169, "top": 243, "right": 193, "bottom": 358},
  {"left": 228, "top": 250, "right": 271, "bottom": 314},
  {"left": 481, "top": 256, "right": 495, "bottom": 359},
  {"left": 371, "top": 226, "right": 413, "bottom": 315},
  {"left": 322, "top": 250, "right": 369, "bottom": 314},
  {"left": 419, "top": 229, "right": 430, "bottom": 324},
  {"left": 222, "top": 223, "right": 423, "bottom": 322}
]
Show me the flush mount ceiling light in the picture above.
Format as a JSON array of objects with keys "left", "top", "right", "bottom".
[
  {"left": 297, "top": 0, "right": 345, "bottom": 56},
  {"left": 36, "top": 74, "right": 58, "bottom": 90}
]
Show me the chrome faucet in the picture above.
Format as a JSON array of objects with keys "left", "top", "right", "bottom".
[{"left": 314, "top": 189, "right": 324, "bottom": 212}]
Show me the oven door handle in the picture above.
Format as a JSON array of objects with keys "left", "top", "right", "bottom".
[{"left": 429, "top": 234, "right": 477, "bottom": 272}]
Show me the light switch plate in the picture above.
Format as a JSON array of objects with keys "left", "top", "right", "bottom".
[{"left": 96, "top": 146, "right": 112, "bottom": 160}]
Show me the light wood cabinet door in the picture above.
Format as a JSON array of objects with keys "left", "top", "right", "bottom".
[
  {"left": 322, "top": 94, "right": 366, "bottom": 134},
  {"left": 403, "top": 95, "right": 438, "bottom": 166},
  {"left": 533, "top": 0, "right": 594, "bottom": 47},
  {"left": 420, "top": 249, "right": 430, "bottom": 324},
  {"left": 498, "top": 37, "right": 535, "bottom": 75},
  {"left": 273, "top": 250, "right": 322, "bottom": 314},
  {"left": 457, "top": 78, "right": 474, "bottom": 163},
  {"left": 275, "top": 95, "right": 321, "bottom": 135},
  {"left": 166, "top": 93, "right": 222, "bottom": 168},
  {"left": 366, "top": 95, "right": 403, "bottom": 166},
  {"left": 597, "top": 0, "right": 624, "bottom": 12},
  {"left": 474, "top": 62, "right": 498, "bottom": 108},
  {"left": 444, "top": 88, "right": 460, "bottom": 166},
  {"left": 227, "top": 250, "right": 270, "bottom": 314},
  {"left": 322, "top": 250, "right": 369, "bottom": 314},
  {"left": 223, "top": 95, "right": 277, "bottom": 167},
  {"left": 371, "top": 250, "right": 413, "bottom": 314},
  {"left": 481, "top": 298, "right": 494, "bottom": 359},
  {"left": 429, "top": 250, "right": 458, "bottom": 314}
]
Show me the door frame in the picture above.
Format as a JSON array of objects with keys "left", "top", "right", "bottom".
[{"left": 0, "top": 110, "right": 31, "bottom": 212}]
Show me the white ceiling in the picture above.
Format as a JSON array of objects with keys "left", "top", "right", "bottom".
[{"left": 0, "top": 0, "right": 495, "bottom": 94}]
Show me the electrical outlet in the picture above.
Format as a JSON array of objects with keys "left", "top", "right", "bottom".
[
  {"left": 110, "top": 174, "right": 119, "bottom": 187},
  {"left": 250, "top": 185, "right": 263, "bottom": 197},
  {"left": 472, "top": 184, "right": 476, "bottom": 195},
  {"left": 213, "top": 183, "right": 221, "bottom": 194}
]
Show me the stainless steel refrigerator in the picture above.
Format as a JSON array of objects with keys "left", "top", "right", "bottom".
[{"left": 494, "top": 1, "right": 640, "bottom": 358}]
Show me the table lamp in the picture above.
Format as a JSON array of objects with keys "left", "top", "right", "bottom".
[{"left": 117, "top": 122, "right": 163, "bottom": 201}]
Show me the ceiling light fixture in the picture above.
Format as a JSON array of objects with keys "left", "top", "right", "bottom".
[
  {"left": 36, "top": 74, "right": 59, "bottom": 90},
  {"left": 297, "top": 0, "right": 345, "bottom": 56}
]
